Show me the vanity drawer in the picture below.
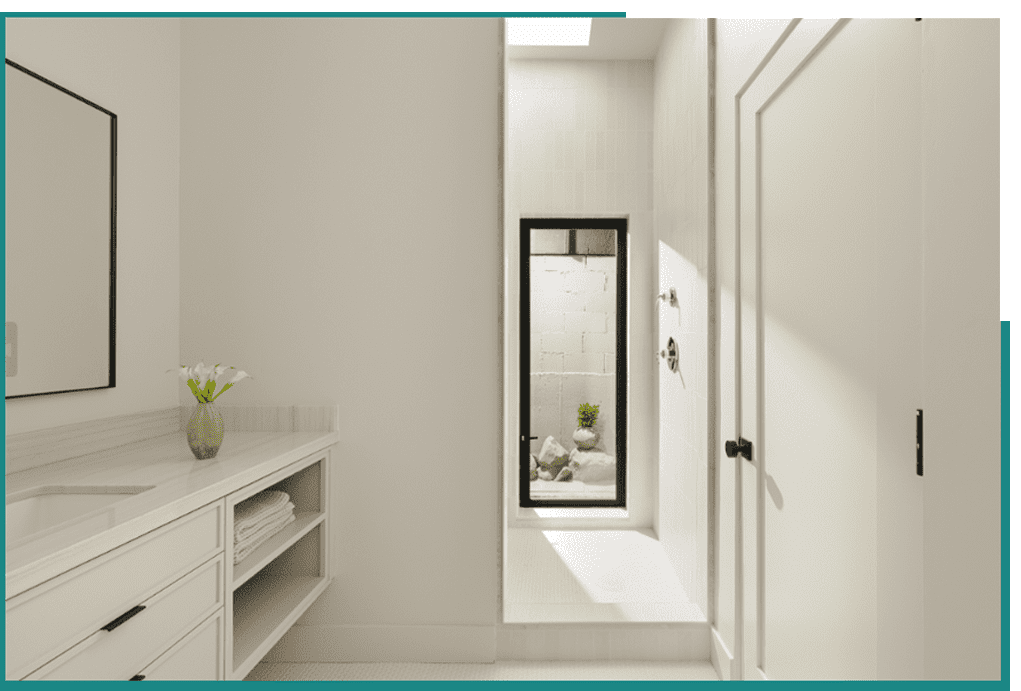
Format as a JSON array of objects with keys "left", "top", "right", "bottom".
[
  {"left": 137, "top": 609, "right": 224, "bottom": 681},
  {"left": 25, "top": 555, "right": 223, "bottom": 680},
  {"left": 6, "top": 501, "right": 223, "bottom": 679}
]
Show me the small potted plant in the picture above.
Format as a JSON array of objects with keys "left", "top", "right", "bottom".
[
  {"left": 573, "top": 402, "right": 600, "bottom": 451},
  {"left": 169, "top": 361, "right": 252, "bottom": 460}
]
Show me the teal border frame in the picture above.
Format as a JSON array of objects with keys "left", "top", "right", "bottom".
[{"left": 1002, "top": 320, "right": 1009, "bottom": 685}]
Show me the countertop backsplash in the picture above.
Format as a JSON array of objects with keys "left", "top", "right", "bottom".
[
  {"left": 177, "top": 405, "right": 340, "bottom": 435},
  {"left": 6, "top": 405, "right": 340, "bottom": 476}
]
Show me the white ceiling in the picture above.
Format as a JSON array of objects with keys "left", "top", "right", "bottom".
[{"left": 507, "top": 18, "right": 668, "bottom": 61}]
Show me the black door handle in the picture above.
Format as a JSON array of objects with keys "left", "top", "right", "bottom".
[
  {"left": 101, "top": 605, "right": 146, "bottom": 632},
  {"left": 725, "top": 437, "right": 753, "bottom": 461}
]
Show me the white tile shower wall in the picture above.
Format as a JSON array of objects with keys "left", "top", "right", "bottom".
[
  {"left": 508, "top": 59, "right": 655, "bottom": 529},
  {"left": 653, "top": 20, "right": 711, "bottom": 619}
]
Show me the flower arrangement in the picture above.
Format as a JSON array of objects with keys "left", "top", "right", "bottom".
[
  {"left": 169, "top": 361, "right": 252, "bottom": 403},
  {"left": 577, "top": 402, "right": 599, "bottom": 428}
]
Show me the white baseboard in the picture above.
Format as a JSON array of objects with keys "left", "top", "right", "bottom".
[
  {"left": 710, "top": 626, "right": 733, "bottom": 681},
  {"left": 261, "top": 624, "right": 497, "bottom": 663}
]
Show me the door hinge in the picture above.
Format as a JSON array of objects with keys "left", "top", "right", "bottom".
[
  {"left": 725, "top": 437, "right": 753, "bottom": 461},
  {"left": 916, "top": 409, "right": 923, "bottom": 476}
]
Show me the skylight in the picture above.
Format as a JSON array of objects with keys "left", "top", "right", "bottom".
[{"left": 506, "top": 18, "right": 592, "bottom": 46}]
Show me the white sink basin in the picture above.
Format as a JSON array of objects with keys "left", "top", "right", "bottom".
[{"left": 6, "top": 485, "right": 155, "bottom": 544}]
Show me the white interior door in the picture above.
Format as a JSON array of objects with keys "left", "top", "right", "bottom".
[{"left": 730, "top": 18, "right": 924, "bottom": 680}]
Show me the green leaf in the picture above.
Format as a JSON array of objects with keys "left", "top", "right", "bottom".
[
  {"left": 577, "top": 402, "right": 599, "bottom": 427},
  {"left": 211, "top": 383, "right": 233, "bottom": 402},
  {"left": 187, "top": 379, "right": 208, "bottom": 403}
]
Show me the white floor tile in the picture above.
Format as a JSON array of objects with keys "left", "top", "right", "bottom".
[{"left": 246, "top": 660, "right": 719, "bottom": 681}]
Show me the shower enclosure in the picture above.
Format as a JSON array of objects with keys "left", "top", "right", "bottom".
[{"left": 519, "top": 218, "right": 627, "bottom": 507}]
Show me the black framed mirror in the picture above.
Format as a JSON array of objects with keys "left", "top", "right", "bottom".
[
  {"left": 520, "top": 218, "right": 627, "bottom": 508},
  {"left": 5, "top": 58, "right": 117, "bottom": 399}
]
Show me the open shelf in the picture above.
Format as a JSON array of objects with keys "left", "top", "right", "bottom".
[
  {"left": 232, "top": 511, "right": 325, "bottom": 589},
  {"left": 231, "top": 569, "right": 327, "bottom": 677},
  {"left": 226, "top": 451, "right": 330, "bottom": 680}
]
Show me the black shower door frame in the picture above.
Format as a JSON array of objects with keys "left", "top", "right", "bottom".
[{"left": 519, "top": 217, "right": 627, "bottom": 508}]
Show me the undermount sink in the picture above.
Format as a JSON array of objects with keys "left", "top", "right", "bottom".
[{"left": 6, "top": 485, "right": 156, "bottom": 545}]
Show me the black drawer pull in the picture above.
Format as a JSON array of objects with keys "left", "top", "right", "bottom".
[
  {"left": 101, "top": 605, "right": 146, "bottom": 632},
  {"left": 129, "top": 674, "right": 146, "bottom": 681}
]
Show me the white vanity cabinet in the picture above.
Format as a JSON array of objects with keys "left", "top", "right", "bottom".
[
  {"left": 5, "top": 443, "right": 333, "bottom": 681},
  {"left": 9, "top": 502, "right": 225, "bottom": 681}
]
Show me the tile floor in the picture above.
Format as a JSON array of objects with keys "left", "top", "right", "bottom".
[{"left": 246, "top": 660, "right": 719, "bottom": 681}]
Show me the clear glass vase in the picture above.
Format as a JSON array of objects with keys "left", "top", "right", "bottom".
[{"left": 187, "top": 401, "right": 224, "bottom": 459}]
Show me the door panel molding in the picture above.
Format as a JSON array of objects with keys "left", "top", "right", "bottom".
[{"left": 732, "top": 18, "right": 852, "bottom": 680}]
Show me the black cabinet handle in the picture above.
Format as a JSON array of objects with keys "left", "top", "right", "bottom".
[
  {"left": 129, "top": 674, "right": 146, "bottom": 681},
  {"left": 101, "top": 605, "right": 146, "bottom": 632}
]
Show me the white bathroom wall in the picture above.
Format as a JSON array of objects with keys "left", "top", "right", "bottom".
[
  {"left": 179, "top": 18, "right": 502, "bottom": 662},
  {"left": 506, "top": 59, "right": 655, "bottom": 529},
  {"left": 652, "top": 19, "right": 712, "bottom": 624},
  {"left": 4, "top": 18, "right": 181, "bottom": 440}
]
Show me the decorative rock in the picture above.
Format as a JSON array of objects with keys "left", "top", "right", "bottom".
[
  {"left": 530, "top": 454, "right": 539, "bottom": 481},
  {"left": 568, "top": 449, "right": 616, "bottom": 484},
  {"left": 537, "top": 436, "right": 571, "bottom": 478},
  {"left": 537, "top": 468, "right": 554, "bottom": 481},
  {"left": 573, "top": 426, "right": 599, "bottom": 450},
  {"left": 554, "top": 467, "right": 574, "bottom": 482}
]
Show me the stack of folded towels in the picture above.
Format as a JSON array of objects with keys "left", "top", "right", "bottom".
[{"left": 233, "top": 489, "right": 296, "bottom": 565}]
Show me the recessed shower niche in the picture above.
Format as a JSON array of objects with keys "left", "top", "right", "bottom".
[{"left": 519, "top": 218, "right": 627, "bottom": 508}]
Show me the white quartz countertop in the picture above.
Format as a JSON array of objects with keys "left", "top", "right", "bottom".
[{"left": 5, "top": 430, "right": 338, "bottom": 598}]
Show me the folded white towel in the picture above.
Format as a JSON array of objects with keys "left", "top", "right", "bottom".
[
  {"left": 235, "top": 501, "right": 295, "bottom": 541},
  {"left": 235, "top": 501, "right": 294, "bottom": 547},
  {"left": 234, "top": 511, "right": 297, "bottom": 564},
  {"left": 234, "top": 490, "right": 291, "bottom": 532}
]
